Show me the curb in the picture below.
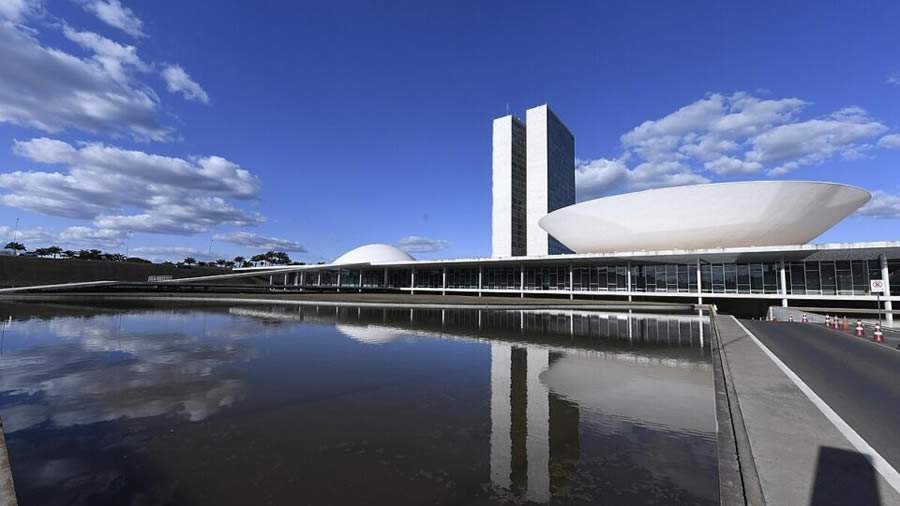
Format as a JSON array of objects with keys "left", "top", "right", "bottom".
[
  {"left": 710, "top": 311, "right": 765, "bottom": 505},
  {"left": 0, "top": 417, "right": 17, "bottom": 506}
]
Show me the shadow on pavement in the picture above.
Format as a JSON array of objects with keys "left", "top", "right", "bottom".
[{"left": 810, "top": 446, "right": 880, "bottom": 506}]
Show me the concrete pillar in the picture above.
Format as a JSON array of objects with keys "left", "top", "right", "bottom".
[
  {"left": 626, "top": 262, "right": 633, "bottom": 302},
  {"left": 881, "top": 254, "right": 894, "bottom": 327},
  {"left": 358, "top": 270, "right": 363, "bottom": 293},
  {"left": 283, "top": 273, "right": 288, "bottom": 292},
  {"left": 520, "top": 264, "right": 525, "bottom": 298},
  {"left": 442, "top": 267, "right": 447, "bottom": 296},
  {"left": 384, "top": 268, "right": 389, "bottom": 289},
  {"left": 780, "top": 260, "right": 788, "bottom": 308},
  {"left": 478, "top": 266, "right": 483, "bottom": 297},
  {"left": 696, "top": 259, "right": 703, "bottom": 305},
  {"left": 410, "top": 269, "right": 415, "bottom": 295},
  {"left": 317, "top": 271, "right": 321, "bottom": 287},
  {"left": 336, "top": 269, "right": 342, "bottom": 293},
  {"left": 300, "top": 271, "right": 305, "bottom": 286},
  {"left": 569, "top": 265, "right": 574, "bottom": 300}
]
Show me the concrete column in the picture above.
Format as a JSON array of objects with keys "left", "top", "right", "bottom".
[
  {"left": 881, "top": 254, "right": 894, "bottom": 327},
  {"left": 626, "top": 262, "right": 633, "bottom": 302},
  {"left": 520, "top": 264, "right": 525, "bottom": 298},
  {"left": 358, "top": 270, "right": 363, "bottom": 293},
  {"left": 300, "top": 271, "right": 305, "bottom": 287},
  {"left": 317, "top": 271, "right": 321, "bottom": 287},
  {"left": 478, "top": 266, "right": 483, "bottom": 297},
  {"left": 696, "top": 259, "right": 703, "bottom": 305},
  {"left": 442, "top": 267, "right": 447, "bottom": 296},
  {"left": 780, "top": 260, "right": 788, "bottom": 308},
  {"left": 569, "top": 265, "right": 574, "bottom": 300},
  {"left": 384, "top": 268, "right": 389, "bottom": 289},
  {"left": 283, "top": 273, "right": 288, "bottom": 292},
  {"left": 336, "top": 269, "right": 342, "bottom": 293},
  {"left": 268, "top": 275, "right": 273, "bottom": 287},
  {"left": 410, "top": 269, "right": 415, "bottom": 295}
]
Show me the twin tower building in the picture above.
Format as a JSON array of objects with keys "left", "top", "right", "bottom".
[{"left": 491, "top": 104, "right": 575, "bottom": 258}]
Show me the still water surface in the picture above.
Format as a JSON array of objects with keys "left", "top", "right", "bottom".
[{"left": 0, "top": 301, "right": 718, "bottom": 505}]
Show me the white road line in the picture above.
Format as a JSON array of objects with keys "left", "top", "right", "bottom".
[{"left": 732, "top": 316, "right": 900, "bottom": 495}]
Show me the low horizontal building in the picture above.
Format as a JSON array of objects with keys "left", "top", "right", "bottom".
[{"left": 239, "top": 240, "right": 900, "bottom": 325}]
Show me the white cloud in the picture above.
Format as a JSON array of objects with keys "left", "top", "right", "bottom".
[
  {"left": 0, "top": 18, "right": 168, "bottom": 140},
  {"left": 576, "top": 92, "right": 890, "bottom": 197},
  {"left": 213, "top": 231, "right": 305, "bottom": 252},
  {"left": 58, "top": 226, "right": 130, "bottom": 248},
  {"left": 747, "top": 108, "right": 887, "bottom": 175},
  {"left": 575, "top": 157, "right": 708, "bottom": 200},
  {"left": 80, "top": 0, "right": 144, "bottom": 38},
  {"left": 161, "top": 64, "right": 209, "bottom": 104},
  {"left": 130, "top": 246, "right": 220, "bottom": 261},
  {"left": 63, "top": 26, "right": 149, "bottom": 82},
  {"left": 888, "top": 74, "right": 900, "bottom": 86},
  {"left": 397, "top": 235, "right": 449, "bottom": 253},
  {"left": 1, "top": 137, "right": 263, "bottom": 234},
  {"left": 0, "top": 225, "right": 53, "bottom": 244},
  {"left": 857, "top": 191, "right": 900, "bottom": 219},
  {"left": 878, "top": 134, "right": 900, "bottom": 149},
  {"left": 0, "top": 0, "right": 38, "bottom": 22},
  {"left": 575, "top": 158, "right": 629, "bottom": 198}
]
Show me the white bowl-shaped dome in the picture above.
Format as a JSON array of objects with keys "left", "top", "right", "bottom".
[
  {"left": 333, "top": 243, "right": 414, "bottom": 265},
  {"left": 539, "top": 181, "right": 870, "bottom": 254}
]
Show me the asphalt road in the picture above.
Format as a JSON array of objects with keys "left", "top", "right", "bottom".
[{"left": 742, "top": 320, "right": 900, "bottom": 471}]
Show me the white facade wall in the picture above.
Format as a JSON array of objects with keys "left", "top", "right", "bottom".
[
  {"left": 492, "top": 116, "right": 514, "bottom": 257},
  {"left": 526, "top": 105, "right": 550, "bottom": 256}
]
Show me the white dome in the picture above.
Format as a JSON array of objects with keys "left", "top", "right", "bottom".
[
  {"left": 333, "top": 243, "right": 415, "bottom": 265},
  {"left": 539, "top": 181, "right": 870, "bottom": 254}
]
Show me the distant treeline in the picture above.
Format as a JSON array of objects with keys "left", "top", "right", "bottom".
[{"left": 3, "top": 241, "right": 304, "bottom": 268}]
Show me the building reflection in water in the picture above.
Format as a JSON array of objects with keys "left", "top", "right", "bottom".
[
  {"left": 232, "top": 304, "right": 712, "bottom": 503},
  {"left": 490, "top": 343, "right": 580, "bottom": 502}
]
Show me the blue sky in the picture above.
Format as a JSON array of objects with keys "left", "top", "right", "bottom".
[{"left": 0, "top": 0, "right": 899, "bottom": 262}]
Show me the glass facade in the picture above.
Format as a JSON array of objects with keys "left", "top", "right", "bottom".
[
  {"left": 510, "top": 119, "right": 527, "bottom": 256},
  {"left": 545, "top": 110, "right": 574, "bottom": 255},
  {"left": 292, "top": 256, "right": 895, "bottom": 297}
]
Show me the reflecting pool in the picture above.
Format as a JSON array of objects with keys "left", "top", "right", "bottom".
[{"left": 0, "top": 301, "right": 718, "bottom": 505}]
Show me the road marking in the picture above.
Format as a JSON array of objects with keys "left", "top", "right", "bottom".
[{"left": 732, "top": 316, "right": 900, "bottom": 495}]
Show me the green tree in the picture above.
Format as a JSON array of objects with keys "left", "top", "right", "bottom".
[
  {"left": 183, "top": 257, "right": 197, "bottom": 266},
  {"left": 4, "top": 241, "right": 25, "bottom": 252},
  {"left": 46, "top": 246, "right": 63, "bottom": 257},
  {"left": 233, "top": 256, "right": 245, "bottom": 265}
]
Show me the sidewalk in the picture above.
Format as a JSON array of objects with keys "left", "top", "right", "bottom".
[
  {"left": 0, "top": 418, "right": 16, "bottom": 506},
  {"left": 716, "top": 316, "right": 900, "bottom": 505}
]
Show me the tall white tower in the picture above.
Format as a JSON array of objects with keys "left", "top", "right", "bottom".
[
  {"left": 526, "top": 104, "right": 575, "bottom": 256},
  {"left": 492, "top": 115, "right": 527, "bottom": 257}
]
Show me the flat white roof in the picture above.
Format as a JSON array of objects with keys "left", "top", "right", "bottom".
[{"left": 235, "top": 240, "right": 900, "bottom": 272}]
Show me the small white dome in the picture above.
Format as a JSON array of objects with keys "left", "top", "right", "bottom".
[{"left": 333, "top": 243, "right": 414, "bottom": 265}]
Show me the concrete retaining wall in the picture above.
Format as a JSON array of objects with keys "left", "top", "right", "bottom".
[{"left": 0, "top": 256, "right": 228, "bottom": 288}]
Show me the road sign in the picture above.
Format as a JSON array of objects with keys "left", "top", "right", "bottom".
[{"left": 871, "top": 279, "right": 885, "bottom": 293}]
